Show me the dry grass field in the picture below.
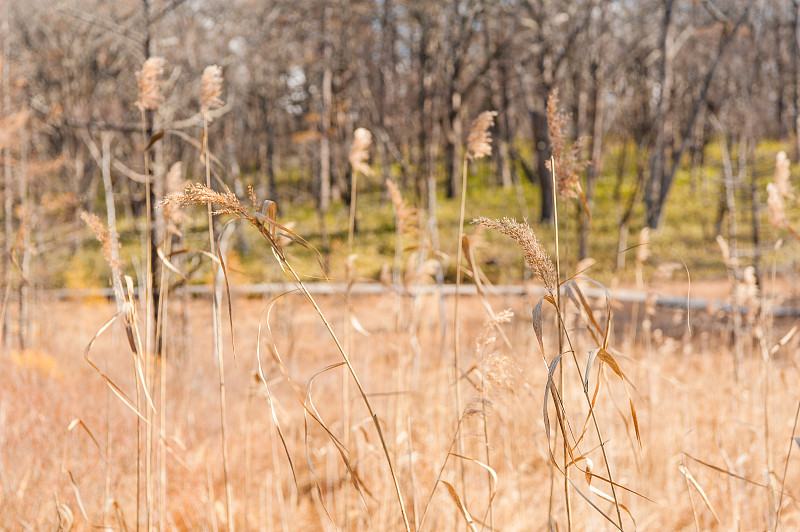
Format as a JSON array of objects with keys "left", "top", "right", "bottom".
[{"left": 2, "top": 279, "right": 800, "bottom": 531}]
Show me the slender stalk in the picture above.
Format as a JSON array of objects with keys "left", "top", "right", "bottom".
[
  {"left": 343, "top": 161, "right": 358, "bottom": 524},
  {"left": 550, "top": 156, "right": 624, "bottom": 530},
  {"left": 551, "top": 157, "right": 572, "bottom": 532},
  {"left": 481, "top": 375, "right": 494, "bottom": 531},
  {"left": 203, "top": 116, "right": 234, "bottom": 531},
  {"left": 453, "top": 154, "right": 469, "bottom": 503},
  {"left": 138, "top": 106, "right": 154, "bottom": 532},
  {"left": 774, "top": 394, "right": 800, "bottom": 531}
]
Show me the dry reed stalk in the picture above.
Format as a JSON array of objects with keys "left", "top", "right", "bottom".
[
  {"left": 197, "top": 63, "right": 234, "bottom": 531},
  {"left": 476, "top": 309, "right": 514, "bottom": 532},
  {"left": 164, "top": 184, "right": 411, "bottom": 531},
  {"left": 135, "top": 58, "right": 166, "bottom": 526},
  {"left": 476, "top": 210, "right": 630, "bottom": 530},
  {"left": 453, "top": 111, "right": 497, "bottom": 512}
]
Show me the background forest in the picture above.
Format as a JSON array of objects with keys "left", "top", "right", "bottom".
[{"left": 3, "top": 0, "right": 800, "bottom": 296}]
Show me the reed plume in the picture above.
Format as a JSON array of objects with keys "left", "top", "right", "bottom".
[
  {"left": 545, "top": 89, "right": 588, "bottom": 200},
  {"left": 474, "top": 216, "right": 557, "bottom": 293},
  {"left": 466, "top": 110, "right": 497, "bottom": 160},
  {"left": 767, "top": 182, "right": 786, "bottom": 228},
  {"left": 775, "top": 151, "right": 792, "bottom": 199},
  {"left": 201, "top": 65, "right": 225, "bottom": 117},
  {"left": 385, "top": 177, "right": 418, "bottom": 239},
  {"left": 163, "top": 183, "right": 248, "bottom": 219},
  {"left": 135, "top": 57, "right": 166, "bottom": 111},
  {"left": 80, "top": 211, "right": 122, "bottom": 280},
  {"left": 349, "top": 127, "right": 375, "bottom": 177}
]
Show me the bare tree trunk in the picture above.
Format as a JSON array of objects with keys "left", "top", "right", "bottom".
[
  {"left": 445, "top": 91, "right": 463, "bottom": 199},
  {"left": 793, "top": 0, "right": 800, "bottom": 161},
  {"left": 748, "top": 140, "right": 761, "bottom": 281},
  {"left": 530, "top": 109, "right": 555, "bottom": 224},
  {"left": 580, "top": 58, "right": 604, "bottom": 260},
  {"left": 646, "top": 5, "right": 749, "bottom": 228},
  {"left": 16, "top": 116, "right": 29, "bottom": 350},
  {"left": 496, "top": 61, "right": 514, "bottom": 190},
  {"left": 1, "top": 12, "right": 10, "bottom": 349},
  {"left": 645, "top": 0, "right": 674, "bottom": 229},
  {"left": 319, "top": 6, "right": 333, "bottom": 213}
]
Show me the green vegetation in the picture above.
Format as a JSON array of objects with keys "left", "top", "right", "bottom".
[{"left": 78, "top": 138, "right": 790, "bottom": 291}]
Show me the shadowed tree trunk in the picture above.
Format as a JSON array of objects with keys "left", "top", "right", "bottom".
[{"left": 645, "top": 3, "right": 749, "bottom": 229}]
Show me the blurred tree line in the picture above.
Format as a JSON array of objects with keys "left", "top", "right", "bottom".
[{"left": 1, "top": 0, "right": 798, "bottom": 344}]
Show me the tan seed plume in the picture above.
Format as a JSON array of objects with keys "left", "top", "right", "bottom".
[
  {"left": 135, "top": 57, "right": 167, "bottom": 111},
  {"left": 775, "top": 151, "right": 792, "bottom": 198},
  {"left": 163, "top": 183, "right": 248, "bottom": 219},
  {"left": 80, "top": 211, "right": 122, "bottom": 279},
  {"left": 545, "top": 89, "right": 588, "bottom": 199},
  {"left": 474, "top": 216, "right": 557, "bottom": 293},
  {"left": 349, "top": 127, "right": 375, "bottom": 177},
  {"left": 385, "top": 178, "right": 418, "bottom": 239},
  {"left": 466, "top": 110, "right": 497, "bottom": 160},
  {"left": 201, "top": 65, "right": 225, "bottom": 116},
  {"left": 767, "top": 182, "right": 786, "bottom": 228}
]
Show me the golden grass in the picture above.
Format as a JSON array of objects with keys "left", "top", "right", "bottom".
[{"left": 3, "top": 291, "right": 800, "bottom": 530}]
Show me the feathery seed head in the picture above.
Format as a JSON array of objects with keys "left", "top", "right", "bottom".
[
  {"left": 466, "top": 110, "right": 497, "bottom": 160},
  {"left": 545, "top": 89, "right": 588, "bottom": 199},
  {"left": 135, "top": 57, "right": 167, "bottom": 111},
  {"left": 349, "top": 127, "right": 375, "bottom": 176},
  {"left": 81, "top": 211, "right": 122, "bottom": 279},
  {"left": 775, "top": 151, "right": 792, "bottom": 198},
  {"left": 767, "top": 182, "right": 787, "bottom": 228},
  {"left": 201, "top": 65, "right": 225, "bottom": 116},
  {"left": 385, "top": 178, "right": 418, "bottom": 239},
  {"left": 162, "top": 183, "right": 248, "bottom": 219},
  {"left": 474, "top": 216, "right": 557, "bottom": 292}
]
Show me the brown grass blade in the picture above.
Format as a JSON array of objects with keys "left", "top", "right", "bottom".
[
  {"left": 532, "top": 297, "right": 545, "bottom": 355},
  {"left": 678, "top": 463, "right": 721, "bottom": 524},
  {"left": 684, "top": 452, "right": 795, "bottom": 496},
  {"left": 255, "top": 300, "right": 298, "bottom": 488},
  {"left": 450, "top": 452, "right": 499, "bottom": 526},
  {"left": 156, "top": 244, "right": 189, "bottom": 283},
  {"left": 441, "top": 480, "right": 478, "bottom": 532},
  {"left": 66, "top": 418, "right": 104, "bottom": 458},
  {"left": 564, "top": 476, "right": 623, "bottom": 531},
  {"left": 144, "top": 130, "right": 165, "bottom": 151},
  {"left": 67, "top": 470, "right": 104, "bottom": 528},
  {"left": 82, "top": 314, "right": 148, "bottom": 423},
  {"left": 217, "top": 221, "right": 237, "bottom": 362},
  {"left": 770, "top": 323, "right": 799, "bottom": 356},
  {"left": 542, "top": 352, "right": 565, "bottom": 445}
]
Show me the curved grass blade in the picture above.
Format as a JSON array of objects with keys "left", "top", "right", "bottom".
[{"left": 441, "top": 480, "right": 478, "bottom": 532}]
